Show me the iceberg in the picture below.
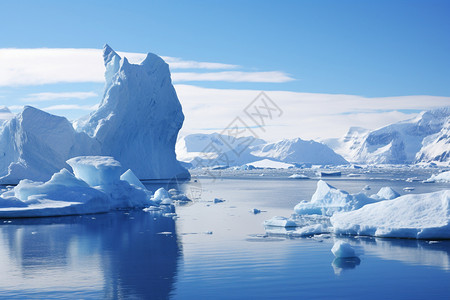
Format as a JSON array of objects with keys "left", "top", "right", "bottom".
[
  {"left": 331, "top": 240, "right": 357, "bottom": 258},
  {"left": 0, "top": 156, "right": 154, "bottom": 218},
  {"left": 370, "top": 187, "right": 400, "bottom": 200},
  {"left": 263, "top": 216, "right": 297, "bottom": 227},
  {"left": 425, "top": 170, "right": 450, "bottom": 183},
  {"left": 0, "top": 45, "right": 189, "bottom": 184},
  {"left": 331, "top": 190, "right": 450, "bottom": 239},
  {"left": 294, "top": 180, "right": 377, "bottom": 216}
]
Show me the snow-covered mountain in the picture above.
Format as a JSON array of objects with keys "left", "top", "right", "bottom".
[
  {"left": 176, "top": 133, "right": 265, "bottom": 167},
  {"left": 250, "top": 138, "right": 348, "bottom": 165},
  {"left": 0, "top": 45, "right": 189, "bottom": 183},
  {"left": 176, "top": 134, "right": 347, "bottom": 167},
  {"left": 325, "top": 107, "right": 450, "bottom": 165},
  {"left": 416, "top": 118, "right": 450, "bottom": 164},
  {"left": 0, "top": 106, "right": 13, "bottom": 124}
]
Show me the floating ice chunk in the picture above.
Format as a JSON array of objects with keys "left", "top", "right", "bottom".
[
  {"left": 331, "top": 190, "right": 450, "bottom": 239},
  {"left": 363, "top": 185, "right": 371, "bottom": 191},
  {"left": 294, "top": 180, "right": 377, "bottom": 216},
  {"left": 331, "top": 240, "right": 357, "bottom": 258},
  {"left": 252, "top": 208, "right": 261, "bottom": 214},
  {"left": 152, "top": 187, "right": 171, "bottom": 204},
  {"left": 120, "top": 169, "right": 146, "bottom": 189},
  {"left": 370, "top": 187, "right": 400, "bottom": 200},
  {"left": 214, "top": 198, "right": 225, "bottom": 203},
  {"left": 289, "top": 174, "right": 309, "bottom": 179},
  {"left": 425, "top": 170, "right": 450, "bottom": 183},
  {"left": 67, "top": 156, "right": 122, "bottom": 186},
  {"left": 264, "top": 216, "right": 297, "bottom": 227},
  {"left": 403, "top": 187, "right": 415, "bottom": 192}
]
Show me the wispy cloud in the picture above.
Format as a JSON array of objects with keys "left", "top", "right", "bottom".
[
  {"left": 43, "top": 104, "right": 99, "bottom": 111},
  {"left": 22, "top": 91, "right": 98, "bottom": 102},
  {"left": 0, "top": 48, "right": 257, "bottom": 86},
  {"left": 172, "top": 71, "right": 294, "bottom": 83},
  {"left": 174, "top": 85, "right": 450, "bottom": 141}
]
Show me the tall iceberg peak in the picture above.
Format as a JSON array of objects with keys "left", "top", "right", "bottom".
[
  {"left": 0, "top": 45, "right": 189, "bottom": 183},
  {"left": 79, "top": 45, "right": 189, "bottom": 180}
]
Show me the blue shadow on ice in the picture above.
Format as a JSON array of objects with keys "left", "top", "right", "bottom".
[{"left": 0, "top": 210, "right": 181, "bottom": 299}]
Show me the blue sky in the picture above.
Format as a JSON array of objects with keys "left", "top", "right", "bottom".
[{"left": 1, "top": 0, "right": 449, "bottom": 140}]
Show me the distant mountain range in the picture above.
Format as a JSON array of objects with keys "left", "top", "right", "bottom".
[
  {"left": 324, "top": 107, "right": 450, "bottom": 165},
  {"left": 178, "top": 107, "right": 450, "bottom": 168}
]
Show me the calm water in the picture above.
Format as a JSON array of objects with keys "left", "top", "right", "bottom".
[{"left": 0, "top": 170, "right": 449, "bottom": 299}]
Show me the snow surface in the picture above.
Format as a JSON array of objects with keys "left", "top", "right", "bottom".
[
  {"left": 0, "top": 157, "right": 156, "bottom": 218},
  {"left": 331, "top": 190, "right": 450, "bottom": 239},
  {"left": 331, "top": 240, "right": 357, "bottom": 258},
  {"left": 0, "top": 45, "right": 188, "bottom": 184},
  {"left": 294, "top": 180, "right": 378, "bottom": 216}
]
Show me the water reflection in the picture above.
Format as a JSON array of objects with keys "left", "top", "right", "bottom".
[
  {"left": 0, "top": 211, "right": 181, "bottom": 299},
  {"left": 332, "top": 257, "right": 361, "bottom": 275},
  {"left": 337, "top": 236, "right": 450, "bottom": 271}
]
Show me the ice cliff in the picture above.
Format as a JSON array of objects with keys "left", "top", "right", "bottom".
[{"left": 0, "top": 45, "right": 189, "bottom": 183}]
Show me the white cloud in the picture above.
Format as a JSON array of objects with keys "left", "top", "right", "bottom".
[
  {"left": 0, "top": 48, "right": 251, "bottom": 86},
  {"left": 43, "top": 104, "right": 98, "bottom": 111},
  {"left": 22, "top": 91, "right": 98, "bottom": 102},
  {"left": 172, "top": 71, "right": 294, "bottom": 83},
  {"left": 174, "top": 85, "right": 450, "bottom": 141}
]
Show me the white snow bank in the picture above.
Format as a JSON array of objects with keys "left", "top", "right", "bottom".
[
  {"left": 331, "top": 240, "right": 357, "bottom": 258},
  {"left": 370, "top": 186, "right": 400, "bottom": 200},
  {"left": 331, "top": 190, "right": 450, "bottom": 239},
  {"left": 294, "top": 180, "right": 378, "bottom": 216},
  {"left": 425, "top": 170, "right": 450, "bottom": 183},
  {"left": 0, "top": 157, "right": 156, "bottom": 218}
]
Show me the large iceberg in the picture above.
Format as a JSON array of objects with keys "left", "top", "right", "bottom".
[
  {"left": 425, "top": 170, "right": 450, "bottom": 183},
  {"left": 331, "top": 190, "right": 450, "bottom": 239},
  {"left": 293, "top": 180, "right": 378, "bottom": 216},
  {"left": 0, "top": 45, "right": 189, "bottom": 184},
  {"left": 0, "top": 156, "right": 154, "bottom": 218}
]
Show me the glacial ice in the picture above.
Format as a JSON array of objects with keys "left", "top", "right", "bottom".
[
  {"left": 331, "top": 190, "right": 450, "bottom": 239},
  {"left": 0, "top": 45, "right": 189, "bottom": 184},
  {"left": 293, "top": 180, "right": 378, "bottom": 216},
  {"left": 0, "top": 156, "right": 155, "bottom": 218},
  {"left": 370, "top": 187, "right": 400, "bottom": 200},
  {"left": 263, "top": 216, "right": 297, "bottom": 227},
  {"left": 331, "top": 240, "right": 357, "bottom": 258},
  {"left": 425, "top": 170, "right": 450, "bottom": 183}
]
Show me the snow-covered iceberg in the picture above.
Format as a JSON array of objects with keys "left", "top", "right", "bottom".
[
  {"left": 425, "top": 170, "right": 450, "bottom": 183},
  {"left": 0, "top": 156, "right": 154, "bottom": 218},
  {"left": 293, "top": 180, "right": 378, "bottom": 216},
  {"left": 331, "top": 190, "right": 450, "bottom": 239},
  {"left": 0, "top": 45, "right": 189, "bottom": 184},
  {"left": 369, "top": 186, "right": 400, "bottom": 201}
]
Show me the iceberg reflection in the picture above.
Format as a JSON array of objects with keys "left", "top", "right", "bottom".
[{"left": 0, "top": 211, "right": 181, "bottom": 299}]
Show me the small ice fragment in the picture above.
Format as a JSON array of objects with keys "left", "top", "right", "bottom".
[
  {"left": 214, "top": 198, "right": 225, "bottom": 203},
  {"left": 403, "top": 187, "right": 415, "bottom": 192},
  {"left": 331, "top": 240, "right": 357, "bottom": 258},
  {"left": 264, "top": 216, "right": 297, "bottom": 227},
  {"left": 204, "top": 231, "right": 213, "bottom": 235},
  {"left": 363, "top": 185, "right": 371, "bottom": 191},
  {"left": 252, "top": 208, "right": 261, "bottom": 214},
  {"left": 289, "top": 174, "right": 309, "bottom": 179}
]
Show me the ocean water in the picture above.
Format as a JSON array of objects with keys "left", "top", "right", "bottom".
[{"left": 0, "top": 170, "right": 449, "bottom": 299}]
